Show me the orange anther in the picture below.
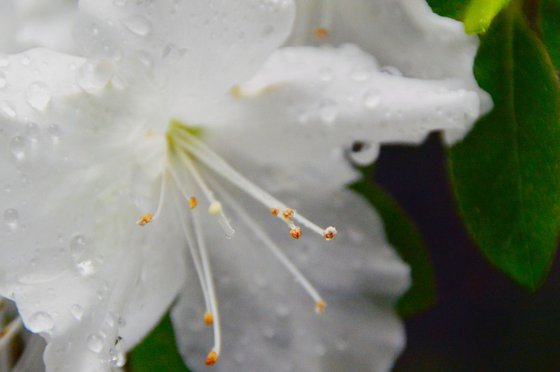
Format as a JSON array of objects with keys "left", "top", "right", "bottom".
[
  {"left": 282, "top": 208, "right": 295, "bottom": 219},
  {"left": 136, "top": 213, "right": 153, "bottom": 226},
  {"left": 205, "top": 351, "right": 219, "bottom": 366},
  {"left": 189, "top": 196, "right": 198, "bottom": 209},
  {"left": 323, "top": 226, "right": 337, "bottom": 241},
  {"left": 271, "top": 208, "right": 279, "bottom": 216},
  {"left": 315, "top": 300, "right": 327, "bottom": 314},
  {"left": 314, "top": 27, "right": 329, "bottom": 39},
  {"left": 203, "top": 311, "right": 214, "bottom": 326},
  {"left": 290, "top": 227, "right": 302, "bottom": 240}
]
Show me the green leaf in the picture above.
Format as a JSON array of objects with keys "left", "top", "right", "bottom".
[
  {"left": 541, "top": 0, "right": 560, "bottom": 69},
  {"left": 351, "top": 173, "right": 437, "bottom": 317},
  {"left": 427, "top": 0, "right": 469, "bottom": 19},
  {"left": 449, "top": 3, "right": 560, "bottom": 290},
  {"left": 129, "top": 314, "right": 190, "bottom": 372},
  {"left": 464, "top": 0, "right": 512, "bottom": 33}
]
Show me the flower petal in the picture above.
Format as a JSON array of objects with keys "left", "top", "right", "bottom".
[
  {"left": 77, "top": 0, "right": 295, "bottom": 102},
  {"left": 203, "top": 45, "right": 483, "bottom": 189},
  {"left": 171, "top": 184, "right": 409, "bottom": 372},
  {"left": 289, "top": 0, "right": 476, "bottom": 82},
  {"left": 0, "top": 0, "right": 77, "bottom": 53},
  {"left": 0, "top": 49, "right": 186, "bottom": 371}
]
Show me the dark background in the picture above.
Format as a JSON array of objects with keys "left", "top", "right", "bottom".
[{"left": 373, "top": 134, "right": 560, "bottom": 372}]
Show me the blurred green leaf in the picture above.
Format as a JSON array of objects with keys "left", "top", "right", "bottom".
[
  {"left": 427, "top": 0, "right": 469, "bottom": 19},
  {"left": 449, "top": 3, "right": 560, "bottom": 290},
  {"left": 129, "top": 314, "right": 190, "bottom": 372},
  {"left": 541, "top": 0, "right": 560, "bottom": 69},
  {"left": 351, "top": 173, "right": 437, "bottom": 317},
  {"left": 464, "top": 0, "right": 512, "bottom": 33}
]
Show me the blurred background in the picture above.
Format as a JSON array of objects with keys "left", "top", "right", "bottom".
[{"left": 374, "top": 134, "right": 560, "bottom": 371}]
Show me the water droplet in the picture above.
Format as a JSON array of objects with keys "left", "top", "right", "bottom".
[
  {"left": 47, "top": 124, "right": 60, "bottom": 141},
  {"left": 4, "top": 208, "right": 19, "bottom": 230},
  {"left": 9, "top": 136, "right": 29, "bottom": 161},
  {"left": 25, "top": 82, "right": 51, "bottom": 111},
  {"left": 20, "top": 55, "right": 31, "bottom": 65},
  {"left": 70, "top": 234, "right": 87, "bottom": 259},
  {"left": 363, "top": 89, "right": 381, "bottom": 110},
  {"left": 0, "top": 55, "right": 9, "bottom": 67},
  {"left": 28, "top": 311, "right": 54, "bottom": 332},
  {"left": 70, "top": 304, "right": 84, "bottom": 321},
  {"left": 349, "top": 141, "right": 379, "bottom": 166},
  {"left": 318, "top": 67, "right": 333, "bottom": 83},
  {"left": 26, "top": 122, "right": 41, "bottom": 141},
  {"left": 319, "top": 100, "right": 337, "bottom": 124},
  {"left": 77, "top": 60, "right": 114, "bottom": 93},
  {"left": 87, "top": 333, "right": 105, "bottom": 353},
  {"left": 0, "top": 101, "right": 16, "bottom": 119},
  {"left": 122, "top": 16, "right": 153, "bottom": 36},
  {"left": 0, "top": 71, "right": 7, "bottom": 89},
  {"left": 76, "top": 260, "right": 98, "bottom": 276},
  {"left": 350, "top": 69, "right": 370, "bottom": 82},
  {"left": 109, "top": 348, "right": 126, "bottom": 367},
  {"left": 380, "top": 65, "right": 402, "bottom": 76}
]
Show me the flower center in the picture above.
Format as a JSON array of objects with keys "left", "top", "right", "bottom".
[{"left": 136, "top": 120, "right": 337, "bottom": 366}]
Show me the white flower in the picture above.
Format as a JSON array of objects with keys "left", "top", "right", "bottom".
[{"left": 0, "top": 0, "right": 486, "bottom": 371}]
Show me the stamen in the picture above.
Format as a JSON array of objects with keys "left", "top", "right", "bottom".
[
  {"left": 173, "top": 148, "right": 235, "bottom": 238},
  {"left": 136, "top": 213, "right": 153, "bottom": 226},
  {"left": 270, "top": 208, "right": 279, "bottom": 216},
  {"left": 205, "top": 350, "right": 219, "bottom": 366},
  {"left": 169, "top": 173, "right": 213, "bottom": 319},
  {"left": 136, "top": 171, "right": 168, "bottom": 226},
  {"left": 171, "top": 129, "right": 335, "bottom": 239},
  {"left": 314, "top": 27, "right": 329, "bottom": 39},
  {"left": 189, "top": 196, "right": 198, "bottom": 209},
  {"left": 323, "top": 226, "right": 337, "bottom": 241},
  {"left": 210, "top": 179, "right": 326, "bottom": 313},
  {"left": 315, "top": 300, "right": 327, "bottom": 314},
  {"left": 192, "top": 207, "right": 222, "bottom": 358},
  {"left": 204, "top": 311, "right": 214, "bottom": 326}
]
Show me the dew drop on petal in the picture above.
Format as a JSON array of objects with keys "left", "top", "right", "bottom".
[
  {"left": 76, "top": 260, "right": 98, "bottom": 276},
  {"left": 0, "top": 71, "right": 7, "bottom": 89},
  {"left": 26, "top": 122, "right": 41, "bottom": 142},
  {"left": 70, "top": 304, "right": 84, "bottom": 321},
  {"left": 77, "top": 60, "right": 114, "bottom": 93},
  {"left": 121, "top": 16, "right": 153, "bottom": 36},
  {"left": 0, "top": 101, "right": 16, "bottom": 119},
  {"left": 4, "top": 208, "right": 19, "bottom": 230},
  {"left": 380, "top": 65, "right": 402, "bottom": 76},
  {"left": 349, "top": 141, "right": 379, "bottom": 166},
  {"left": 25, "top": 82, "right": 51, "bottom": 111},
  {"left": 70, "top": 234, "right": 87, "bottom": 259},
  {"left": 363, "top": 89, "right": 381, "bottom": 110},
  {"left": 319, "top": 100, "right": 337, "bottom": 124},
  {"left": 87, "top": 333, "right": 105, "bottom": 353},
  {"left": 27, "top": 311, "right": 54, "bottom": 332},
  {"left": 47, "top": 124, "right": 61, "bottom": 142},
  {"left": 9, "top": 136, "right": 29, "bottom": 161}
]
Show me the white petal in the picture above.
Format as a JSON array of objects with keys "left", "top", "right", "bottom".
[
  {"left": 0, "top": 0, "right": 77, "bottom": 53},
  {"left": 203, "top": 46, "right": 483, "bottom": 189},
  {"left": 289, "top": 0, "right": 476, "bottom": 82},
  {"left": 0, "top": 49, "right": 185, "bottom": 371},
  {"left": 172, "top": 185, "right": 409, "bottom": 372},
  {"left": 76, "top": 0, "right": 295, "bottom": 104}
]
